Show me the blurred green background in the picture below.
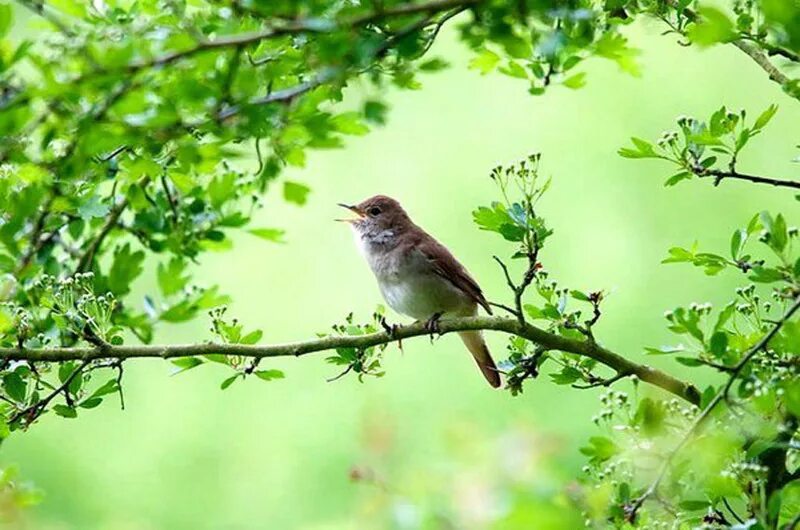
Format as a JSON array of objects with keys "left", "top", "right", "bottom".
[{"left": 5, "top": 15, "right": 800, "bottom": 530}]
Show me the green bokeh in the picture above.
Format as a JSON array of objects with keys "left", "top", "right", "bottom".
[{"left": 5, "top": 19, "right": 798, "bottom": 530}]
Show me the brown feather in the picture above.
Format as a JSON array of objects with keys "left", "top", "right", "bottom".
[{"left": 410, "top": 229, "right": 493, "bottom": 315}]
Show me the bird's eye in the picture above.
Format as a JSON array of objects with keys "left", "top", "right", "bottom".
[{"left": 367, "top": 207, "right": 381, "bottom": 216}]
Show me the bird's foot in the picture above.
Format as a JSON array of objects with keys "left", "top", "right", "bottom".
[
  {"left": 379, "top": 316, "right": 403, "bottom": 352},
  {"left": 423, "top": 312, "right": 443, "bottom": 342}
]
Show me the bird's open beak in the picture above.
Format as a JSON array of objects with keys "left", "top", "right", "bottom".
[{"left": 336, "top": 203, "right": 364, "bottom": 223}]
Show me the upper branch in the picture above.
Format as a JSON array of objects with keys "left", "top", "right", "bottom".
[
  {"left": 0, "top": 315, "right": 700, "bottom": 405},
  {"left": 661, "top": 1, "right": 795, "bottom": 91},
  {"left": 73, "top": 0, "right": 482, "bottom": 81}
]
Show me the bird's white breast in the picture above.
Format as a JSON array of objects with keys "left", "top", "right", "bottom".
[{"left": 351, "top": 228, "right": 472, "bottom": 320}]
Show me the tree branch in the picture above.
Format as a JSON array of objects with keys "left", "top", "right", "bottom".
[
  {"left": 695, "top": 167, "right": 800, "bottom": 190},
  {"left": 661, "top": 1, "right": 795, "bottom": 91},
  {"left": 0, "top": 315, "right": 700, "bottom": 404},
  {"left": 731, "top": 40, "right": 792, "bottom": 87},
  {"left": 75, "top": 0, "right": 482, "bottom": 81}
]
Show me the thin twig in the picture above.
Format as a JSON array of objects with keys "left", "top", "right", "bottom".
[
  {"left": 488, "top": 301, "right": 520, "bottom": 317},
  {"left": 8, "top": 359, "right": 91, "bottom": 427},
  {"left": 74, "top": 176, "right": 150, "bottom": 274},
  {"left": 572, "top": 371, "right": 630, "bottom": 389}
]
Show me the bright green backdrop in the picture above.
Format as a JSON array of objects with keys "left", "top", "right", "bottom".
[{"left": 5, "top": 17, "right": 799, "bottom": 530}]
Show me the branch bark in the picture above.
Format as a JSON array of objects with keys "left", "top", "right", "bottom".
[
  {"left": 0, "top": 315, "right": 701, "bottom": 405},
  {"left": 696, "top": 167, "right": 800, "bottom": 190}
]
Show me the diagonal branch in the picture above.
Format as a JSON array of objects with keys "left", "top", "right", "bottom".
[
  {"left": 8, "top": 359, "right": 91, "bottom": 426},
  {"left": 661, "top": 1, "right": 795, "bottom": 91},
  {"left": 731, "top": 40, "right": 792, "bottom": 86},
  {"left": 0, "top": 315, "right": 701, "bottom": 405},
  {"left": 626, "top": 295, "right": 800, "bottom": 522}
]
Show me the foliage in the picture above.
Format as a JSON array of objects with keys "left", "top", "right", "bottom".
[
  {"left": 474, "top": 153, "right": 799, "bottom": 528},
  {"left": 0, "top": 0, "right": 799, "bottom": 528}
]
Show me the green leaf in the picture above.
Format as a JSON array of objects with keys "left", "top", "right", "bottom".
[
  {"left": 171, "top": 357, "right": 204, "bottom": 374},
  {"left": 498, "top": 60, "right": 528, "bottom": 79},
  {"left": 254, "top": 369, "right": 284, "bottom": 381},
  {"left": 78, "top": 196, "right": 110, "bottom": 220},
  {"left": 570, "top": 290, "right": 590, "bottom": 302},
  {"left": 3, "top": 373, "right": 26, "bottom": 402},
  {"left": 662, "top": 247, "right": 694, "bottom": 263},
  {"left": 220, "top": 374, "right": 241, "bottom": 390},
  {"left": 283, "top": 181, "right": 311, "bottom": 206},
  {"left": 644, "top": 345, "right": 687, "bottom": 355},
  {"left": 678, "top": 500, "right": 710, "bottom": 511},
  {"left": 634, "top": 398, "right": 666, "bottom": 436},
  {"left": 53, "top": 404, "right": 77, "bottom": 418},
  {"left": 248, "top": 228, "right": 285, "bottom": 243},
  {"left": 469, "top": 49, "right": 500, "bottom": 75},
  {"left": 709, "top": 331, "right": 728, "bottom": 357},
  {"left": 80, "top": 397, "right": 103, "bottom": 409},
  {"left": 0, "top": 3, "right": 12, "bottom": 38},
  {"left": 749, "top": 266, "right": 785, "bottom": 283},
  {"left": 363, "top": 101, "right": 388, "bottom": 125},
  {"left": 418, "top": 57, "right": 449, "bottom": 72},
  {"left": 89, "top": 379, "right": 119, "bottom": 399},
  {"left": 619, "top": 138, "right": 660, "bottom": 159},
  {"left": 108, "top": 243, "right": 145, "bottom": 296},
  {"left": 687, "top": 7, "right": 736, "bottom": 46},
  {"left": 753, "top": 104, "right": 778, "bottom": 130},
  {"left": 472, "top": 203, "right": 506, "bottom": 229},
  {"left": 714, "top": 303, "right": 735, "bottom": 332},
  {"left": 331, "top": 112, "right": 369, "bottom": 136},
  {"left": 664, "top": 171, "right": 692, "bottom": 187},
  {"left": 157, "top": 257, "right": 190, "bottom": 297},
  {"left": 770, "top": 213, "right": 788, "bottom": 252},
  {"left": 549, "top": 366, "right": 582, "bottom": 385},
  {"left": 579, "top": 436, "right": 619, "bottom": 463},
  {"left": 208, "top": 172, "right": 237, "bottom": 209},
  {"left": 240, "top": 330, "right": 263, "bottom": 345},
  {"left": 675, "top": 356, "right": 703, "bottom": 367},
  {"left": 730, "top": 228, "right": 746, "bottom": 259},
  {"left": 563, "top": 72, "right": 587, "bottom": 89}
]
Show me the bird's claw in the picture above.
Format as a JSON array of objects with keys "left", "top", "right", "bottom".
[
  {"left": 379, "top": 316, "right": 403, "bottom": 352},
  {"left": 424, "top": 312, "right": 443, "bottom": 342}
]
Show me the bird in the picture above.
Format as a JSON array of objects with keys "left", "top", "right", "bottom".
[{"left": 338, "top": 195, "right": 501, "bottom": 388}]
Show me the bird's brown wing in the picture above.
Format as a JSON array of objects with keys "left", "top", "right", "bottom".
[{"left": 414, "top": 232, "right": 493, "bottom": 315}]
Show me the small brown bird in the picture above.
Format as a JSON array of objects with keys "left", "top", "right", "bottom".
[{"left": 338, "top": 195, "right": 501, "bottom": 388}]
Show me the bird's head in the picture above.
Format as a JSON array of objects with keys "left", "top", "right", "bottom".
[{"left": 337, "top": 195, "right": 412, "bottom": 238}]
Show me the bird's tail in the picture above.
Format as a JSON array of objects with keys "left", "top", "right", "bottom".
[{"left": 458, "top": 331, "right": 501, "bottom": 388}]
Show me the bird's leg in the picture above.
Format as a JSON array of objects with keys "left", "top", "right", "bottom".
[
  {"left": 379, "top": 315, "right": 403, "bottom": 352},
  {"left": 423, "top": 312, "right": 443, "bottom": 342}
]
